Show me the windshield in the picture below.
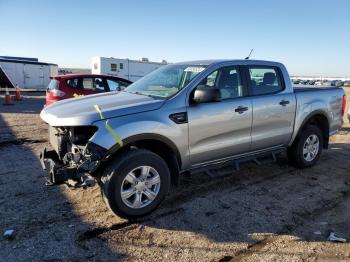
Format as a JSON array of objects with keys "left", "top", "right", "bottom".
[{"left": 125, "top": 64, "right": 207, "bottom": 99}]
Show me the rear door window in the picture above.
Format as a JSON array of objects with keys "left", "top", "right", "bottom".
[
  {"left": 248, "top": 67, "right": 284, "bottom": 95},
  {"left": 66, "top": 78, "right": 80, "bottom": 89},
  {"left": 82, "top": 78, "right": 94, "bottom": 90}
]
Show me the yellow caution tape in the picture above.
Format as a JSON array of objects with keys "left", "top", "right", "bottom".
[
  {"left": 94, "top": 105, "right": 104, "bottom": 119},
  {"left": 73, "top": 93, "right": 84, "bottom": 99},
  {"left": 105, "top": 120, "right": 124, "bottom": 147},
  {"left": 94, "top": 104, "right": 123, "bottom": 147}
]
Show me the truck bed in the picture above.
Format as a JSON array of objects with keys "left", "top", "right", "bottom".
[
  {"left": 294, "top": 86, "right": 339, "bottom": 92},
  {"left": 293, "top": 86, "right": 344, "bottom": 137}
]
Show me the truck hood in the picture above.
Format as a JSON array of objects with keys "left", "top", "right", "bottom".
[{"left": 40, "top": 91, "right": 165, "bottom": 126}]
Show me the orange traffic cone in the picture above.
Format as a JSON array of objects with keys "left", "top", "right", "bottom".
[
  {"left": 3, "top": 86, "right": 14, "bottom": 105},
  {"left": 15, "top": 84, "right": 22, "bottom": 101}
]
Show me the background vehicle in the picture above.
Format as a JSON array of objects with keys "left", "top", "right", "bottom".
[
  {"left": 330, "top": 80, "right": 337, "bottom": 86},
  {"left": 321, "top": 80, "right": 332, "bottom": 86},
  {"left": 45, "top": 74, "right": 132, "bottom": 105},
  {"left": 40, "top": 60, "right": 346, "bottom": 218},
  {"left": 335, "top": 80, "right": 344, "bottom": 87}
]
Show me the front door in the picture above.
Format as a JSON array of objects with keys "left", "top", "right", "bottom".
[{"left": 187, "top": 66, "right": 252, "bottom": 166}]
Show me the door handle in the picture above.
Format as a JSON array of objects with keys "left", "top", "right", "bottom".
[
  {"left": 234, "top": 106, "right": 249, "bottom": 114},
  {"left": 279, "top": 100, "right": 290, "bottom": 106}
]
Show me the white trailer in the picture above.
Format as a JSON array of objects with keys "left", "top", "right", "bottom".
[
  {"left": 0, "top": 56, "right": 58, "bottom": 89},
  {"left": 91, "top": 57, "right": 168, "bottom": 82}
]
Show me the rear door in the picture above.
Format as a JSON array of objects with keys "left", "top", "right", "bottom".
[
  {"left": 246, "top": 66, "right": 296, "bottom": 151},
  {"left": 187, "top": 66, "right": 252, "bottom": 165}
]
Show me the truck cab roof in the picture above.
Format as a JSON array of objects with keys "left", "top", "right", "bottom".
[{"left": 174, "top": 59, "right": 285, "bottom": 67}]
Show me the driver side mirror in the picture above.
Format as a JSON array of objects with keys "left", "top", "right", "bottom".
[{"left": 193, "top": 85, "right": 221, "bottom": 103}]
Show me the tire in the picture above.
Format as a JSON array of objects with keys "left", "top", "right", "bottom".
[
  {"left": 100, "top": 149, "right": 170, "bottom": 219},
  {"left": 287, "top": 125, "right": 323, "bottom": 168}
]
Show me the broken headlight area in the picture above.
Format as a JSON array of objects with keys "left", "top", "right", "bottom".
[
  {"left": 40, "top": 126, "right": 107, "bottom": 187},
  {"left": 49, "top": 126, "right": 98, "bottom": 159}
]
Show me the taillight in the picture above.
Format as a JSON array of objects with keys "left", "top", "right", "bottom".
[
  {"left": 341, "top": 95, "right": 346, "bottom": 116},
  {"left": 51, "top": 89, "right": 66, "bottom": 98}
]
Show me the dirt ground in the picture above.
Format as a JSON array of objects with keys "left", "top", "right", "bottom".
[{"left": 1, "top": 90, "right": 350, "bottom": 261}]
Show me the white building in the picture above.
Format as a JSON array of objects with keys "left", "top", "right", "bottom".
[
  {"left": 91, "top": 57, "right": 168, "bottom": 82},
  {"left": 0, "top": 56, "right": 58, "bottom": 89}
]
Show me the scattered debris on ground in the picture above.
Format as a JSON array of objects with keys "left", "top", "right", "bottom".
[
  {"left": 328, "top": 232, "right": 347, "bottom": 243},
  {"left": 3, "top": 229, "right": 15, "bottom": 240}
]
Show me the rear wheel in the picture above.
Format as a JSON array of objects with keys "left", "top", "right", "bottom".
[
  {"left": 288, "top": 125, "right": 323, "bottom": 168},
  {"left": 101, "top": 149, "right": 170, "bottom": 219}
]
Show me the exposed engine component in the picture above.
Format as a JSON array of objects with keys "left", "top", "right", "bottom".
[{"left": 41, "top": 126, "right": 105, "bottom": 187}]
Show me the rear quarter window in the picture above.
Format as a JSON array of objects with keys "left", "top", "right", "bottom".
[{"left": 47, "top": 79, "right": 59, "bottom": 90}]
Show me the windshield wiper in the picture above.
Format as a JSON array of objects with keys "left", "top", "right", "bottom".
[{"left": 127, "top": 91, "right": 161, "bottom": 99}]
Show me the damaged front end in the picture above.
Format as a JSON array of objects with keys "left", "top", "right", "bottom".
[{"left": 40, "top": 126, "right": 107, "bottom": 187}]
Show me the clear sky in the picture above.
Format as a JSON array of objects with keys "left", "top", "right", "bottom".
[{"left": 1, "top": 0, "right": 349, "bottom": 76}]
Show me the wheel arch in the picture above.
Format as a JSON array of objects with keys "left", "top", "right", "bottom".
[
  {"left": 292, "top": 110, "right": 330, "bottom": 149},
  {"left": 102, "top": 134, "right": 181, "bottom": 185}
]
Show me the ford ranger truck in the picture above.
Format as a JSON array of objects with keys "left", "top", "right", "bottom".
[{"left": 40, "top": 60, "right": 346, "bottom": 218}]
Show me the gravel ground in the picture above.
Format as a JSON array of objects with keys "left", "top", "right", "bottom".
[{"left": 1, "top": 90, "right": 350, "bottom": 261}]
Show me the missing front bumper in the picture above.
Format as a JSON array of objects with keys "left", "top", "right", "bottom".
[
  {"left": 40, "top": 147, "right": 97, "bottom": 187},
  {"left": 40, "top": 147, "right": 78, "bottom": 185}
]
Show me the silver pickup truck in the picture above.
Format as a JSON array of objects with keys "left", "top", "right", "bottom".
[{"left": 40, "top": 60, "right": 346, "bottom": 218}]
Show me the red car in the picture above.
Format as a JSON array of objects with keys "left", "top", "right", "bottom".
[{"left": 46, "top": 74, "right": 132, "bottom": 106}]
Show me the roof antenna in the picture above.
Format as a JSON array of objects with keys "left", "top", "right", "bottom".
[{"left": 245, "top": 49, "right": 254, "bottom": 59}]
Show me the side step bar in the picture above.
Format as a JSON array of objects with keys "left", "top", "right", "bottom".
[{"left": 190, "top": 148, "right": 286, "bottom": 178}]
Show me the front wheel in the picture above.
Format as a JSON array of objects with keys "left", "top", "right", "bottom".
[
  {"left": 101, "top": 149, "right": 170, "bottom": 219},
  {"left": 287, "top": 125, "right": 323, "bottom": 168}
]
